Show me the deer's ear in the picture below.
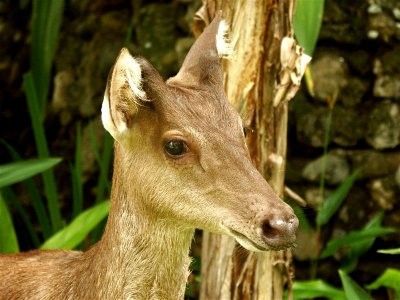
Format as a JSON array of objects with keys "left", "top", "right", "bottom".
[{"left": 101, "top": 48, "right": 148, "bottom": 141}]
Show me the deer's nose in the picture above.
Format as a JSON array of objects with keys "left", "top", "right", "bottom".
[{"left": 257, "top": 212, "right": 298, "bottom": 249}]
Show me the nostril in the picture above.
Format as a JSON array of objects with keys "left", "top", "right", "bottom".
[
  {"left": 261, "top": 216, "right": 298, "bottom": 240},
  {"left": 262, "top": 221, "right": 281, "bottom": 239}
]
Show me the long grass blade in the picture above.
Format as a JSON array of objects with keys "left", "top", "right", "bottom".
[
  {"left": 0, "top": 158, "right": 61, "bottom": 188},
  {"left": 341, "top": 212, "right": 386, "bottom": 272},
  {"left": 294, "top": 0, "right": 325, "bottom": 56},
  {"left": 2, "top": 187, "right": 41, "bottom": 247},
  {"left": 291, "top": 280, "right": 346, "bottom": 300},
  {"left": 339, "top": 269, "right": 373, "bottom": 300},
  {"left": 31, "top": 0, "right": 65, "bottom": 115},
  {"left": 316, "top": 168, "right": 362, "bottom": 227},
  {"left": 0, "top": 192, "right": 19, "bottom": 253},
  {"left": 23, "top": 73, "right": 62, "bottom": 232},
  {"left": 1, "top": 141, "right": 52, "bottom": 238},
  {"left": 377, "top": 248, "right": 400, "bottom": 255},
  {"left": 366, "top": 268, "right": 400, "bottom": 292},
  {"left": 71, "top": 122, "right": 83, "bottom": 218},
  {"left": 320, "top": 226, "right": 396, "bottom": 259},
  {"left": 40, "top": 201, "right": 110, "bottom": 250}
]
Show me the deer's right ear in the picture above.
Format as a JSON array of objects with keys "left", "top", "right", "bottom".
[{"left": 101, "top": 48, "right": 147, "bottom": 141}]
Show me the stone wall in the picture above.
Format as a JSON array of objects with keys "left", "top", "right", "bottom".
[{"left": 287, "top": 0, "right": 400, "bottom": 282}]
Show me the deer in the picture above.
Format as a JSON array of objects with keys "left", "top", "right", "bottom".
[{"left": 0, "top": 13, "right": 298, "bottom": 299}]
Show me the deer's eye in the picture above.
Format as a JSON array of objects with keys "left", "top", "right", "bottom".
[{"left": 164, "top": 140, "right": 188, "bottom": 157}]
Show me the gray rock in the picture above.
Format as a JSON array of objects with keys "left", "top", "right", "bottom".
[
  {"left": 311, "top": 53, "right": 349, "bottom": 103},
  {"left": 368, "top": 177, "right": 397, "bottom": 210},
  {"left": 373, "top": 75, "right": 400, "bottom": 99},
  {"left": 136, "top": 3, "right": 179, "bottom": 77},
  {"left": 297, "top": 107, "right": 327, "bottom": 147},
  {"left": 340, "top": 77, "right": 369, "bottom": 107},
  {"left": 296, "top": 104, "right": 365, "bottom": 148},
  {"left": 380, "top": 46, "right": 400, "bottom": 74},
  {"left": 319, "top": 1, "right": 366, "bottom": 45},
  {"left": 366, "top": 100, "right": 400, "bottom": 149},
  {"left": 347, "top": 150, "right": 400, "bottom": 178},
  {"left": 368, "top": 11, "right": 398, "bottom": 42},
  {"left": 304, "top": 188, "right": 331, "bottom": 210},
  {"left": 332, "top": 106, "right": 366, "bottom": 147},
  {"left": 302, "top": 153, "right": 350, "bottom": 185}
]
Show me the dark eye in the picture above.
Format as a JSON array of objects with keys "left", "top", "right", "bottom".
[{"left": 164, "top": 140, "right": 187, "bottom": 157}]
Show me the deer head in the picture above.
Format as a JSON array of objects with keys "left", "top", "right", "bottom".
[{"left": 101, "top": 13, "right": 298, "bottom": 251}]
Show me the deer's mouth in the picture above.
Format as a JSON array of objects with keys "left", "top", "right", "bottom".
[{"left": 226, "top": 228, "right": 268, "bottom": 252}]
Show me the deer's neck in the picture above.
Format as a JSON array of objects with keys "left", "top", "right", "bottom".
[{"left": 80, "top": 159, "right": 194, "bottom": 299}]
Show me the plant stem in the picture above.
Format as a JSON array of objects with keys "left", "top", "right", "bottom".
[
  {"left": 311, "top": 106, "right": 333, "bottom": 280},
  {"left": 318, "top": 107, "right": 333, "bottom": 200}
]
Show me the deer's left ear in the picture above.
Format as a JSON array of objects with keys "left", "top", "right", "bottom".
[{"left": 101, "top": 48, "right": 148, "bottom": 141}]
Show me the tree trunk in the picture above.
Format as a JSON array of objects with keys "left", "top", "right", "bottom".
[{"left": 194, "top": 1, "right": 309, "bottom": 299}]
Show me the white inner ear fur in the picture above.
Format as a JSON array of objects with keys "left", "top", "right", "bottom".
[
  {"left": 101, "top": 49, "right": 147, "bottom": 141},
  {"left": 216, "top": 20, "right": 233, "bottom": 58}
]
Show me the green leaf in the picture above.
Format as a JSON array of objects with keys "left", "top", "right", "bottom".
[
  {"left": 0, "top": 158, "right": 61, "bottom": 189},
  {"left": 24, "top": 72, "right": 62, "bottom": 232},
  {"left": 293, "top": 0, "right": 324, "bottom": 55},
  {"left": 0, "top": 192, "right": 19, "bottom": 253},
  {"left": 292, "top": 280, "right": 346, "bottom": 300},
  {"left": 377, "top": 248, "right": 400, "bottom": 255},
  {"left": 320, "top": 226, "right": 396, "bottom": 259},
  {"left": 339, "top": 269, "right": 373, "bottom": 300},
  {"left": 316, "top": 168, "right": 362, "bottom": 227},
  {"left": 71, "top": 122, "right": 83, "bottom": 218},
  {"left": 366, "top": 268, "right": 400, "bottom": 291},
  {"left": 341, "top": 212, "right": 385, "bottom": 273},
  {"left": 40, "top": 201, "right": 110, "bottom": 250},
  {"left": 1, "top": 141, "right": 52, "bottom": 239},
  {"left": 2, "top": 187, "right": 41, "bottom": 248},
  {"left": 31, "top": 0, "right": 65, "bottom": 114},
  {"left": 294, "top": 0, "right": 325, "bottom": 56}
]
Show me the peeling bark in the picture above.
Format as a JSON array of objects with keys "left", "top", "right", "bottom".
[{"left": 196, "top": 1, "right": 308, "bottom": 299}]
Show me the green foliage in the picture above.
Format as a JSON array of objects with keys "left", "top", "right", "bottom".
[
  {"left": 31, "top": 0, "right": 65, "bottom": 115},
  {"left": 24, "top": 73, "right": 62, "bottom": 232},
  {"left": 0, "top": 192, "right": 19, "bottom": 253},
  {"left": 340, "top": 212, "right": 392, "bottom": 273},
  {"left": 378, "top": 248, "right": 400, "bottom": 255},
  {"left": 291, "top": 280, "right": 346, "bottom": 300},
  {"left": 0, "top": 158, "right": 61, "bottom": 188},
  {"left": 320, "top": 226, "right": 396, "bottom": 259},
  {"left": 41, "top": 201, "right": 110, "bottom": 250},
  {"left": 0, "top": 157, "right": 61, "bottom": 253},
  {"left": 0, "top": 0, "right": 115, "bottom": 255},
  {"left": 2, "top": 187, "right": 41, "bottom": 247},
  {"left": 71, "top": 123, "right": 83, "bottom": 218},
  {"left": 294, "top": 0, "right": 325, "bottom": 56},
  {"left": 338, "top": 270, "right": 373, "bottom": 300},
  {"left": 1, "top": 143, "right": 53, "bottom": 239},
  {"left": 366, "top": 268, "right": 400, "bottom": 294},
  {"left": 316, "top": 168, "right": 362, "bottom": 227}
]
